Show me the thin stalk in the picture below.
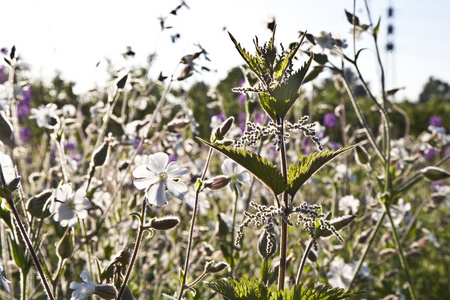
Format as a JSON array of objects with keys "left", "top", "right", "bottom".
[
  {"left": 349, "top": 210, "right": 385, "bottom": 288},
  {"left": 177, "top": 148, "right": 213, "bottom": 300},
  {"left": 230, "top": 186, "right": 239, "bottom": 274},
  {"left": 277, "top": 118, "right": 289, "bottom": 291},
  {"left": 20, "top": 270, "right": 26, "bottom": 300},
  {"left": 384, "top": 204, "right": 417, "bottom": 300},
  {"left": 294, "top": 239, "right": 314, "bottom": 286},
  {"left": 7, "top": 198, "right": 54, "bottom": 300},
  {"left": 116, "top": 198, "right": 148, "bottom": 300}
]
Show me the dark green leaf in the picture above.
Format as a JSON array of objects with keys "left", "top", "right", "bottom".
[
  {"left": 116, "top": 73, "right": 128, "bottom": 89},
  {"left": 197, "top": 138, "right": 288, "bottom": 196},
  {"left": 287, "top": 146, "right": 355, "bottom": 197},
  {"left": 273, "top": 282, "right": 362, "bottom": 300},
  {"left": 205, "top": 277, "right": 270, "bottom": 300},
  {"left": 228, "top": 32, "right": 264, "bottom": 82},
  {"left": 345, "top": 10, "right": 360, "bottom": 26}
]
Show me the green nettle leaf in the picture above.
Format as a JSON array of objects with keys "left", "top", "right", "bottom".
[
  {"left": 273, "top": 34, "right": 303, "bottom": 80},
  {"left": 204, "top": 278, "right": 270, "bottom": 300},
  {"left": 197, "top": 138, "right": 288, "bottom": 196},
  {"left": 287, "top": 146, "right": 355, "bottom": 197},
  {"left": 228, "top": 32, "right": 264, "bottom": 82},
  {"left": 272, "top": 282, "right": 362, "bottom": 300}
]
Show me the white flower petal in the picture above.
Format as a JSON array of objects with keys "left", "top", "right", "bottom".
[
  {"left": 166, "top": 179, "right": 188, "bottom": 200},
  {"left": 166, "top": 161, "right": 188, "bottom": 177},
  {"left": 147, "top": 152, "right": 169, "bottom": 173},
  {"left": 237, "top": 171, "right": 251, "bottom": 186},
  {"left": 221, "top": 159, "right": 234, "bottom": 176},
  {"left": 147, "top": 182, "right": 167, "bottom": 207}
]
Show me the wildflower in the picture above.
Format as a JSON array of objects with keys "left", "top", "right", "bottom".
[
  {"left": 0, "top": 263, "right": 11, "bottom": 294},
  {"left": 326, "top": 256, "right": 370, "bottom": 289},
  {"left": 29, "top": 103, "right": 60, "bottom": 129},
  {"left": 132, "top": 152, "right": 188, "bottom": 207},
  {"left": 69, "top": 272, "right": 95, "bottom": 300},
  {"left": 338, "top": 195, "right": 360, "bottom": 215},
  {"left": 371, "top": 198, "right": 411, "bottom": 228},
  {"left": 221, "top": 158, "right": 251, "bottom": 197},
  {"left": 49, "top": 183, "right": 91, "bottom": 227},
  {"left": 185, "top": 188, "right": 210, "bottom": 215},
  {"left": 323, "top": 112, "right": 338, "bottom": 129}
]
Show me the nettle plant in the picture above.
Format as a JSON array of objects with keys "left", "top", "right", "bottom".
[{"left": 194, "top": 29, "right": 360, "bottom": 299}]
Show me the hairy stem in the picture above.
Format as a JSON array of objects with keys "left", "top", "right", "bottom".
[{"left": 294, "top": 239, "right": 314, "bottom": 286}]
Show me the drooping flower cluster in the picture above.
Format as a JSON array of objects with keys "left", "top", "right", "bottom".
[{"left": 234, "top": 116, "right": 323, "bottom": 151}]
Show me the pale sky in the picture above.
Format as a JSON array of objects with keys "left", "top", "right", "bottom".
[{"left": 2, "top": 0, "right": 450, "bottom": 101}]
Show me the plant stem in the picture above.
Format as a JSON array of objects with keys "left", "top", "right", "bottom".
[
  {"left": 277, "top": 118, "right": 289, "bottom": 291},
  {"left": 230, "top": 186, "right": 239, "bottom": 274},
  {"left": 294, "top": 239, "right": 313, "bottom": 286},
  {"left": 384, "top": 204, "right": 417, "bottom": 300},
  {"left": 7, "top": 198, "right": 55, "bottom": 300},
  {"left": 116, "top": 198, "right": 148, "bottom": 300},
  {"left": 178, "top": 148, "right": 213, "bottom": 300}
]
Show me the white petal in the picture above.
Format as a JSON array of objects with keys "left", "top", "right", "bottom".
[
  {"left": 166, "top": 161, "right": 188, "bottom": 177},
  {"left": 221, "top": 159, "right": 234, "bottom": 176},
  {"left": 166, "top": 180, "right": 188, "bottom": 200},
  {"left": 146, "top": 182, "right": 167, "bottom": 207},
  {"left": 237, "top": 171, "right": 251, "bottom": 186},
  {"left": 132, "top": 165, "right": 157, "bottom": 180},
  {"left": 147, "top": 152, "right": 169, "bottom": 173}
]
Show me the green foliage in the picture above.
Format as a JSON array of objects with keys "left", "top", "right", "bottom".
[
  {"left": 287, "top": 146, "right": 355, "bottom": 197},
  {"left": 205, "top": 277, "right": 270, "bottom": 300},
  {"left": 197, "top": 138, "right": 288, "bottom": 196},
  {"left": 205, "top": 278, "right": 361, "bottom": 300}
]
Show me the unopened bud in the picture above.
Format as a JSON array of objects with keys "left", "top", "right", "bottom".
[
  {"left": 420, "top": 166, "right": 450, "bottom": 181},
  {"left": 258, "top": 230, "right": 277, "bottom": 258},
  {"left": 91, "top": 139, "right": 111, "bottom": 168},
  {"left": 315, "top": 215, "right": 356, "bottom": 239},
  {"left": 94, "top": 284, "right": 117, "bottom": 300},
  {"left": 208, "top": 262, "right": 228, "bottom": 273},
  {"left": 354, "top": 145, "right": 370, "bottom": 166},
  {"left": 167, "top": 118, "right": 190, "bottom": 132},
  {"left": 204, "top": 176, "right": 231, "bottom": 190},
  {"left": 27, "top": 190, "right": 52, "bottom": 219},
  {"left": 116, "top": 73, "right": 128, "bottom": 89},
  {"left": 0, "top": 111, "right": 14, "bottom": 148},
  {"left": 57, "top": 227, "right": 74, "bottom": 260},
  {"left": 151, "top": 216, "right": 180, "bottom": 230},
  {"left": 211, "top": 117, "right": 234, "bottom": 143}
]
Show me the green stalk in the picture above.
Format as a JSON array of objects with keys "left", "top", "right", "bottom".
[
  {"left": 178, "top": 148, "right": 213, "bottom": 300},
  {"left": 277, "top": 118, "right": 289, "bottom": 291},
  {"left": 116, "top": 198, "right": 148, "bottom": 300},
  {"left": 230, "top": 186, "right": 239, "bottom": 274},
  {"left": 294, "top": 239, "right": 314, "bottom": 286},
  {"left": 384, "top": 204, "right": 417, "bottom": 300}
]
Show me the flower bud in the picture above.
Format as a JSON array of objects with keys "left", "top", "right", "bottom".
[
  {"left": 204, "top": 176, "right": 231, "bottom": 190},
  {"left": 57, "top": 227, "right": 74, "bottom": 260},
  {"left": 151, "top": 216, "right": 180, "bottom": 231},
  {"left": 0, "top": 111, "right": 14, "bottom": 148},
  {"left": 315, "top": 215, "right": 356, "bottom": 239},
  {"left": 354, "top": 144, "right": 370, "bottom": 166},
  {"left": 94, "top": 284, "right": 117, "bottom": 300},
  {"left": 91, "top": 139, "right": 111, "bottom": 168},
  {"left": 208, "top": 262, "right": 228, "bottom": 273},
  {"left": 420, "top": 166, "right": 450, "bottom": 181},
  {"left": 258, "top": 230, "right": 277, "bottom": 258},
  {"left": 211, "top": 117, "right": 234, "bottom": 143},
  {"left": 27, "top": 190, "right": 52, "bottom": 219},
  {"left": 167, "top": 118, "right": 190, "bottom": 132}
]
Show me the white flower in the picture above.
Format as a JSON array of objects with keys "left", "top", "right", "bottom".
[
  {"left": 50, "top": 184, "right": 91, "bottom": 227},
  {"left": 435, "top": 184, "right": 450, "bottom": 208},
  {"left": 0, "top": 151, "right": 17, "bottom": 185},
  {"left": 132, "top": 152, "right": 188, "bottom": 206},
  {"left": 334, "top": 163, "right": 354, "bottom": 181},
  {"left": 221, "top": 158, "right": 251, "bottom": 198},
  {"left": 185, "top": 188, "right": 210, "bottom": 215},
  {"left": 29, "top": 103, "right": 60, "bottom": 128},
  {"left": 0, "top": 263, "right": 11, "bottom": 294},
  {"left": 371, "top": 198, "right": 411, "bottom": 228},
  {"left": 338, "top": 195, "right": 360, "bottom": 215},
  {"left": 326, "top": 256, "right": 370, "bottom": 289},
  {"left": 69, "top": 272, "right": 95, "bottom": 300}
]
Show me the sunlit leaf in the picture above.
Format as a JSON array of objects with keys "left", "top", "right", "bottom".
[
  {"left": 287, "top": 146, "right": 355, "bottom": 197},
  {"left": 197, "top": 138, "right": 288, "bottom": 196},
  {"left": 205, "top": 277, "right": 270, "bottom": 300},
  {"left": 228, "top": 32, "right": 264, "bottom": 82}
]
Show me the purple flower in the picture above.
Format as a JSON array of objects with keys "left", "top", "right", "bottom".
[
  {"left": 20, "top": 127, "right": 31, "bottom": 142},
  {"left": 237, "top": 112, "right": 246, "bottom": 132},
  {"left": 0, "top": 65, "right": 7, "bottom": 84},
  {"left": 323, "top": 113, "right": 338, "bottom": 129},
  {"left": 429, "top": 116, "right": 443, "bottom": 127},
  {"left": 17, "top": 98, "right": 30, "bottom": 119},
  {"left": 424, "top": 148, "right": 436, "bottom": 160}
]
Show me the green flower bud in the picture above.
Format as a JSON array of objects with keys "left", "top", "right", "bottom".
[
  {"left": 91, "top": 140, "right": 111, "bottom": 168},
  {"left": 420, "top": 166, "right": 450, "bottom": 181},
  {"left": 211, "top": 117, "right": 234, "bottom": 143},
  {"left": 151, "top": 216, "right": 180, "bottom": 231},
  {"left": 94, "top": 284, "right": 117, "bottom": 300},
  {"left": 315, "top": 215, "right": 356, "bottom": 239},
  {"left": 27, "top": 190, "right": 52, "bottom": 219},
  {"left": 57, "top": 227, "right": 74, "bottom": 260},
  {"left": 208, "top": 262, "right": 228, "bottom": 273},
  {"left": 354, "top": 145, "right": 370, "bottom": 166},
  {"left": 0, "top": 111, "right": 14, "bottom": 148}
]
